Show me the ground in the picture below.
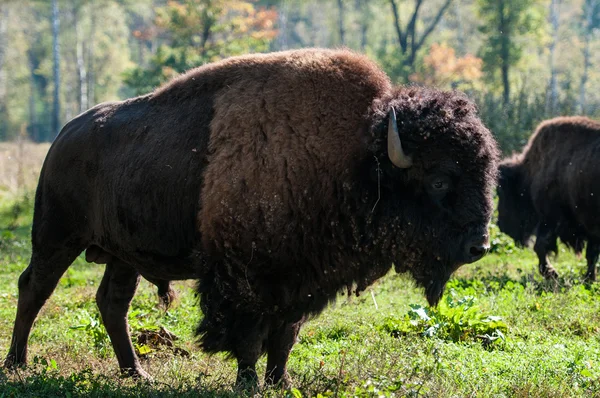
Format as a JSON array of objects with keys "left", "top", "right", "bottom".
[{"left": 0, "top": 143, "right": 599, "bottom": 397}]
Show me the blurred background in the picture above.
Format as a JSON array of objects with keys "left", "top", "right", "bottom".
[{"left": 0, "top": 0, "right": 599, "bottom": 197}]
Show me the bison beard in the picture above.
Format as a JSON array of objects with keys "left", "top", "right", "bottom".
[
  {"left": 497, "top": 116, "right": 600, "bottom": 281},
  {"left": 4, "top": 48, "right": 498, "bottom": 389}
]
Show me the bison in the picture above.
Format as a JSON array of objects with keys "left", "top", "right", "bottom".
[
  {"left": 497, "top": 116, "right": 600, "bottom": 280},
  {"left": 4, "top": 48, "right": 498, "bottom": 388}
]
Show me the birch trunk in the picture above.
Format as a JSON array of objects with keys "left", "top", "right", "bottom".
[
  {"left": 0, "top": 5, "right": 8, "bottom": 139},
  {"left": 546, "top": 0, "right": 560, "bottom": 116},
  {"left": 51, "top": 0, "right": 61, "bottom": 140}
]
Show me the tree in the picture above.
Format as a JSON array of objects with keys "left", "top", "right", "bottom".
[
  {"left": 546, "top": 0, "right": 560, "bottom": 116},
  {"left": 477, "top": 0, "right": 546, "bottom": 106},
  {"left": 337, "top": 0, "right": 345, "bottom": 45},
  {"left": 355, "top": 0, "right": 369, "bottom": 51},
  {"left": 410, "top": 43, "right": 483, "bottom": 90},
  {"left": 124, "top": 0, "right": 278, "bottom": 95},
  {"left": 578, "top": 0, "right": 600, "bottom": 114},
  {"left": 71, "top": 1, "right": 88, "bottom": 113},
  {"left": 87, "top": 2, "right": 96, "bottom": 108},
  {"left": 388, "top": 0, "right": 453, "bottom": 73},
  {"left": 51, "top": 0, "right": 60, "bottom": 138},
  {"left": 25, "top": 3, "right": 52, "bottom": 142},
  {"left": 0, "top": 4, "right": 8, "bottom": 140}
]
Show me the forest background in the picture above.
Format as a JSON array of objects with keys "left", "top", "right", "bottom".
[{"left": 0, "top": 0, "right": 599, "bottom": 155}]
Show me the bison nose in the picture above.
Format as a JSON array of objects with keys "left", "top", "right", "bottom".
[{"left": 466, "top": 243, "right": 489, "bottom": 263}]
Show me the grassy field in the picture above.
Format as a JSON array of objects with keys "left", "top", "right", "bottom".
[
  {"left": 0, "top": 141, "right": 51, "bottom": 201},
  {"left": 0, "top": 144, "right": 600, "bottom": 397}
]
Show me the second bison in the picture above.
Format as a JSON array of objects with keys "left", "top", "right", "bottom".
[
  {"left": 5, "top": 48, "right": 499, "bottom": 388},
  {"left": 497, "top": 116, "right": 600, "bottom": 280}
]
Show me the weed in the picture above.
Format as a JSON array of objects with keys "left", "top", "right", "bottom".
[
  {"left": 380, "top": 290, "right": 507, "bottom": 348},
  {"left": 488, "top": 222, "right": 519, "bottom": 255},
  {"left": 69, "top": 312, "right": 111, "bottom": 357}
]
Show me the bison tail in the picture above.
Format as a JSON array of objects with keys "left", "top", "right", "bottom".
[{"left": 156, "top": 281, "right": 177, "bottom": 311}]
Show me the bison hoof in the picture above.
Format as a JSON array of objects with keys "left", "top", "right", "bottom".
[
  {"left": 121, "top": 366, "right": 153, "bottom": 382},
  {"left": 265, "top": 372, "right": 291, "bottom": 390},
  {"left": 235, "top": 372, "right": 260, "bottom": 393},
  {"left": 265, "top": 373, "right": 291, "bottom": 390},
  {"left": 584, "top": 272, "right": 596, "bottom": 282},
  {"left": 3, "top": 354, "right": 25, "bottom": 370},
  {"left": 541, "top": 267, "right": 559, "bottom": 280}
]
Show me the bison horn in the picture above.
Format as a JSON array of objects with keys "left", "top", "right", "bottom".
[{"left": 387, "top": 107, "right": 413, "bottom": 169}]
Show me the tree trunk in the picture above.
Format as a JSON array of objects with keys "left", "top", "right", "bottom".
[
  {"left": 51, "top": 0, "right": 61, "bottom": 140},
  {"left": 389, "top": 0, "right": 453, "bottom": 72},
  {"left": 28, "top": 54, "right": 39, "bottom": 142},
  {"left": 276, "top": 1, "right": 289, "bottom": 50},
  {"left": 0, "top": 4, "right": 9, "bottom": 140},
  {"left": 199, "top": 5, "right": 216, "bottom": 57},
  {"left": 578, "top": 0, "right": 596, "bottom": 114},
  {"left": 498, "top": 0, "right": 510, "bottom": 106},
  {"left": 389, "top": 0, "right": 407, "bottom": 56},
  {"left": 356, "top": 0, "right": 369, "bottom": 51},
  {"left": 546, "top": 0, "right": 560, "bottom": 116},
  {"left": 75, "top": 15, "right": 87, "bottom": 113},
  {"left": 453, "top": 0, "right": 465, "bottom": 56},
  {"left": 87, "top": 4, "right": 96, "bottom": 107},
  {"left": 337, "top": 0, "right": 345, "bottom": 45},
  {"left": 0, "top": 5, "right": 7, "bottom": 68},
  {"left": 579, "top": 33, "right": 591, "bottom": 115}
]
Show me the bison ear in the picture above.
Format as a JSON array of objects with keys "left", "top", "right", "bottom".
[{"left": 387, "top": 107, "right": 413, "bottom": 169}]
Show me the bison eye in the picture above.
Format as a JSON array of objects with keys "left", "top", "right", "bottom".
[{"left": 431, "top": 178, "right": 449, "bottom": 192}]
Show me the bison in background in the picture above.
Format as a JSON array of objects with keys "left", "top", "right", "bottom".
[
  {"left": 497, "top": 116, "right": 600, "bottom": 281},
  {"left": 4, "top": 48, "right": 499, "bottom": 389}
]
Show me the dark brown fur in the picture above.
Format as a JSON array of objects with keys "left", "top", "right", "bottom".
[
  {"left": 497, "top": 116, "right": 600, "bottom": 280},
  {"left": 4, "top": 48, "right": 498, "bottom": 388}
]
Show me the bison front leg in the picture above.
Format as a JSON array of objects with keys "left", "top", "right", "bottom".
[
  {"left": 265, "top": 318, "right": 304, "bottom": 388},
  {"left": 4, "top": 246, "right": 83, "bottom": 369},
  {"left": 585, "top": 240, "right": 600, "bottom": 282},
  {"left": 232, "top": 312, "right": 267, "bottom": 391},
  {"left": 534, "top": 223, "right": 559, "bottom": 279},
  {"left": 96, "top": 260, "right": 149, "bottom": 379}
]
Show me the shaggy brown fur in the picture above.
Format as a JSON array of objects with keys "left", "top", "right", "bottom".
[
  {"left": 497, "top": 116, "right": 600, "bottom": 280},
  {"left": 4, "top": 48, "right": 498, "bottom": 389}
]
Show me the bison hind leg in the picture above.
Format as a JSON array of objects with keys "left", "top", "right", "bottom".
[
  {"left": 96, "top": 259, "right": 150, "bottom": 380},
  {"left": 5, "top": 244, "right": 84, "bottom": 369}
]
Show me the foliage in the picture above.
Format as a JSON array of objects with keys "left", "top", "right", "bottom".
[
  {"left": 488, "top": 222, "right": 519, "bottom": 255},
  {"left": 410, "top": 43, "right": 483, "bottom": 91},
  {"left": 476, "top": 0, "right": 547, "bottom": 103},
  {"left": 123, "top": 0, "right": 278, "bottom": 95},
  {"left": 2, "top": 0, "right": 600, "bottom": 154},
  {"left": 69, "top": 312, "right": 111, "bottom": 357},
  {"left": 474, "top": 85, "right": 549, "bottom": 153},
  {"left": 380, "top": 291, "right": 507, "bottom": 347}
]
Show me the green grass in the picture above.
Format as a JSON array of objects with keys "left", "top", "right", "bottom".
[{"left": 1, "top": 195, "right": 600, "bottom": 397}]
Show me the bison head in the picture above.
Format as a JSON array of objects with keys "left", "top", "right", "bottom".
[
  {"left": 371, "top": 87, "right": 499, "bottom": 306},
  {"left": 496, "top": 161, "right": 538, "bottom": 247}
]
